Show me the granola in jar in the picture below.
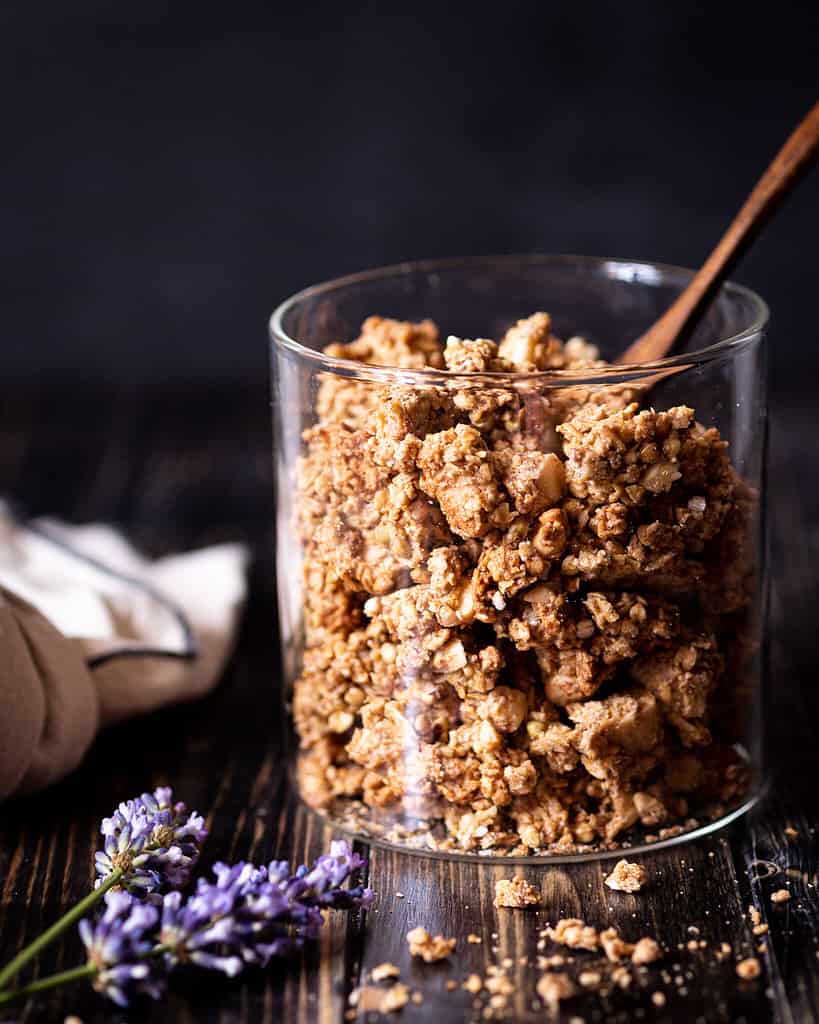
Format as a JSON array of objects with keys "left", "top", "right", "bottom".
[{"left": 290, "top": 313, "right": 755, "bottom": 855}]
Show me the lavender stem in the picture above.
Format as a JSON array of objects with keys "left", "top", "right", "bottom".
[
  {"left": 0, "top": 870, "right": 123, "bottom": 991},
  {"left": 0, "top": 964, "right": 98, "bottom": 1007}
]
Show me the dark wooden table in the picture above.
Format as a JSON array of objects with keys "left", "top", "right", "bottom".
[{"left": 1, "top": 384, "right": 817, "bottom": 1023}]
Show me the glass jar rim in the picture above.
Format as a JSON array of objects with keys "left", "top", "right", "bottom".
[{"left": 269, "top": 253, "right": 769, "bottom": 386}]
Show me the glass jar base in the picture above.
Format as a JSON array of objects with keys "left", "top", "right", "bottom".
[{"left": 293, "top": 753, "right": 762, "bottom": 865}]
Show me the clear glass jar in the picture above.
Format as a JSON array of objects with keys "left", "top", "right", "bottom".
[{"left": 270, "top": 255, "right": 768, "bottom": 862}]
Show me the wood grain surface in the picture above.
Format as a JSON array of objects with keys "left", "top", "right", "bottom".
[{"left": 0, "top": 385, "right": 816, "bottom": 1023}]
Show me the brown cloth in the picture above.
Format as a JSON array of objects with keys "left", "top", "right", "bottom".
[{"left": 0, "top": 511, "right": 248, "bottom": 800}]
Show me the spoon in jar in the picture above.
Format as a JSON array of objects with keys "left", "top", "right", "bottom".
[{"left": 617, "top": 99, "right": 819, "bottom": 365}]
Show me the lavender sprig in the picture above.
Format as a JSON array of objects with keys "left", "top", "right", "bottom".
[
  {"left": 0, "top": 785, "right": 206, "bottom": 992},
  {"left": 160, "top": 841, "right": 374, "bottom": 974},
  {"left": 78, "top": 892, "right": 165, "bottom": 1007},
  {"left": 95, "top": 786, "right": 208, "bottom": 894},
  {"left": 0, "top": 792, "right": 373, "bottom": 1012}
]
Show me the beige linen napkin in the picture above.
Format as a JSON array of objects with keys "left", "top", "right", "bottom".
[{"left": 0, "top": 506, "right": 248, "bottom": 799}]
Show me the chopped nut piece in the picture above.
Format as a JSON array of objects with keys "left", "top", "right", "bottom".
[
  {"left": 736, "top": 957, "right": 761, "bottom": 980},
  {"left": 494, "top": 876, "right": 541, "bottom": 908},
  {"left": 536, "top": 972, "right": 576, "bottom": 1011},
  {"left": 604, "top": 859, "right": 646, "bottom": 893},
  {"left": 771, "top": 889, "right": 791, "bottom": 904},
  {"left": 371, "top": 962, "right": 401, "bottom": 982},
  {"left": 463, "top": 974, "right": 483, "bottom": 994},
  {"left": 406, "top": 926, "right": 456, "bottom": 962}
]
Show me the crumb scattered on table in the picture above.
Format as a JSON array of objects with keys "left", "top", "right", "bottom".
[
  {"left": 381, "top": 982, "right": 410, "bottom": 1012},
  {"left": 494, "top": 876, "right": 541, "bottom": 908},
  {"left": 371, "top": 962, "right": 401, "bottom": 982},
  {"left": 463, "top": 973, "right": 483, "bottom": 994},
  {"left": 600, "top": 927, "right": 635, "bottom": 962},
  {"left": 406, "top": 926, "right": 456, "bottom": 961},
  {"left": 632, "top": 937, "right": 662, "bottom": 965},
  {"left": 604, "top": 859, "right": 646, "bottom": 893},
  {"left": 771, "top": 888, "right": 791, "bottom": 904},
  {"left": 537, "top": 972, "right": 576, "bottom": 1011},
  {"left": 736, "top": 957, "right": 761, "bottom": 980},
  {"left": 548, "top": 918, "right": 600, "bottom": 951}
]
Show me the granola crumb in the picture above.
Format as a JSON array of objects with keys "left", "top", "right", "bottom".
[
  {"left": 446, "top": 979, "right": 458, "bottom": 991},
  {"left": 611, "top": 965, "right": 632, "bottom": 990},
  {"left": 784, "top": 826, "right": 799, "bottom": 839},
  {"left": 463, "top": 974, "right": 483, "bottom": 994},
  {"left": 381, "top": 982, "right": 411, "bottom": 1012},
  {"left": 736, "top": 957, "right": 761, "bottom": 980},
  {"left": 411, "top": 992, "right": 423, "bottom": 1004},
  {"left": 600, "top": 926, "right": 635, "bottom": 962},
  {"left": 372, "top": 962, "right": 401, "bottom": 982},
  {"left": 578, "top": 970, "right": 602, "bottom": 988},
  {"left": 548, "top": 918, "right": 600, "bottom": 951},
  {"left": 494, "top": 876, "right": 542, "bottom": 909},
  {"left": 536, "top": 972, "right": 576, "bottom": 1011},
  {"left": 406, "top": 926, "right": 456, "bottom": 962},
  {"left": 771, "top": 889, "right": 791, "bottom": 904},
  {"left": 652, "top": 991, "right": 667, "bottom": 1007},
  {"left": 604, "top": 859, "right": 646, "bottom": 893},
  {"left": 632, "top": 937, "right": 662, "bottom": 965},
  {"left": 467, "top": 932, "right": 482, "bottom": 943}
]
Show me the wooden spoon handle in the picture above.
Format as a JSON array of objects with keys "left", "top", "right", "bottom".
[{"left": 618, "top": 100, "right": 819, "bottom": 365}]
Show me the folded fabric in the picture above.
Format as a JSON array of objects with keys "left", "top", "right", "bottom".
[{"left": 0, "top": 505, "right": 248, "bottom": 800}]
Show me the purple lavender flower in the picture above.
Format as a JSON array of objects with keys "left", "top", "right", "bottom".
[
  {"left": 158, "top": 840, "right": 373, "bottom": 973},
  {"left": 95, "top": 787, "right": 207, "bottom": 895},
  {"left": 270, "top": 840, "right": 375, "bottom": 915},
  {"left": 78, "top": 892, "right": 165, "bottom": 1007}
]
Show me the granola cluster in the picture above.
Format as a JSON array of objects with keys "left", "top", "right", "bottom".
[{"left": 292, "top": 313, "right": 754, "bottom": 853}]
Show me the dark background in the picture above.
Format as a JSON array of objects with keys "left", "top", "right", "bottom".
[{"left": 1, "top": 0, "right": 818, "bottom": 400}]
